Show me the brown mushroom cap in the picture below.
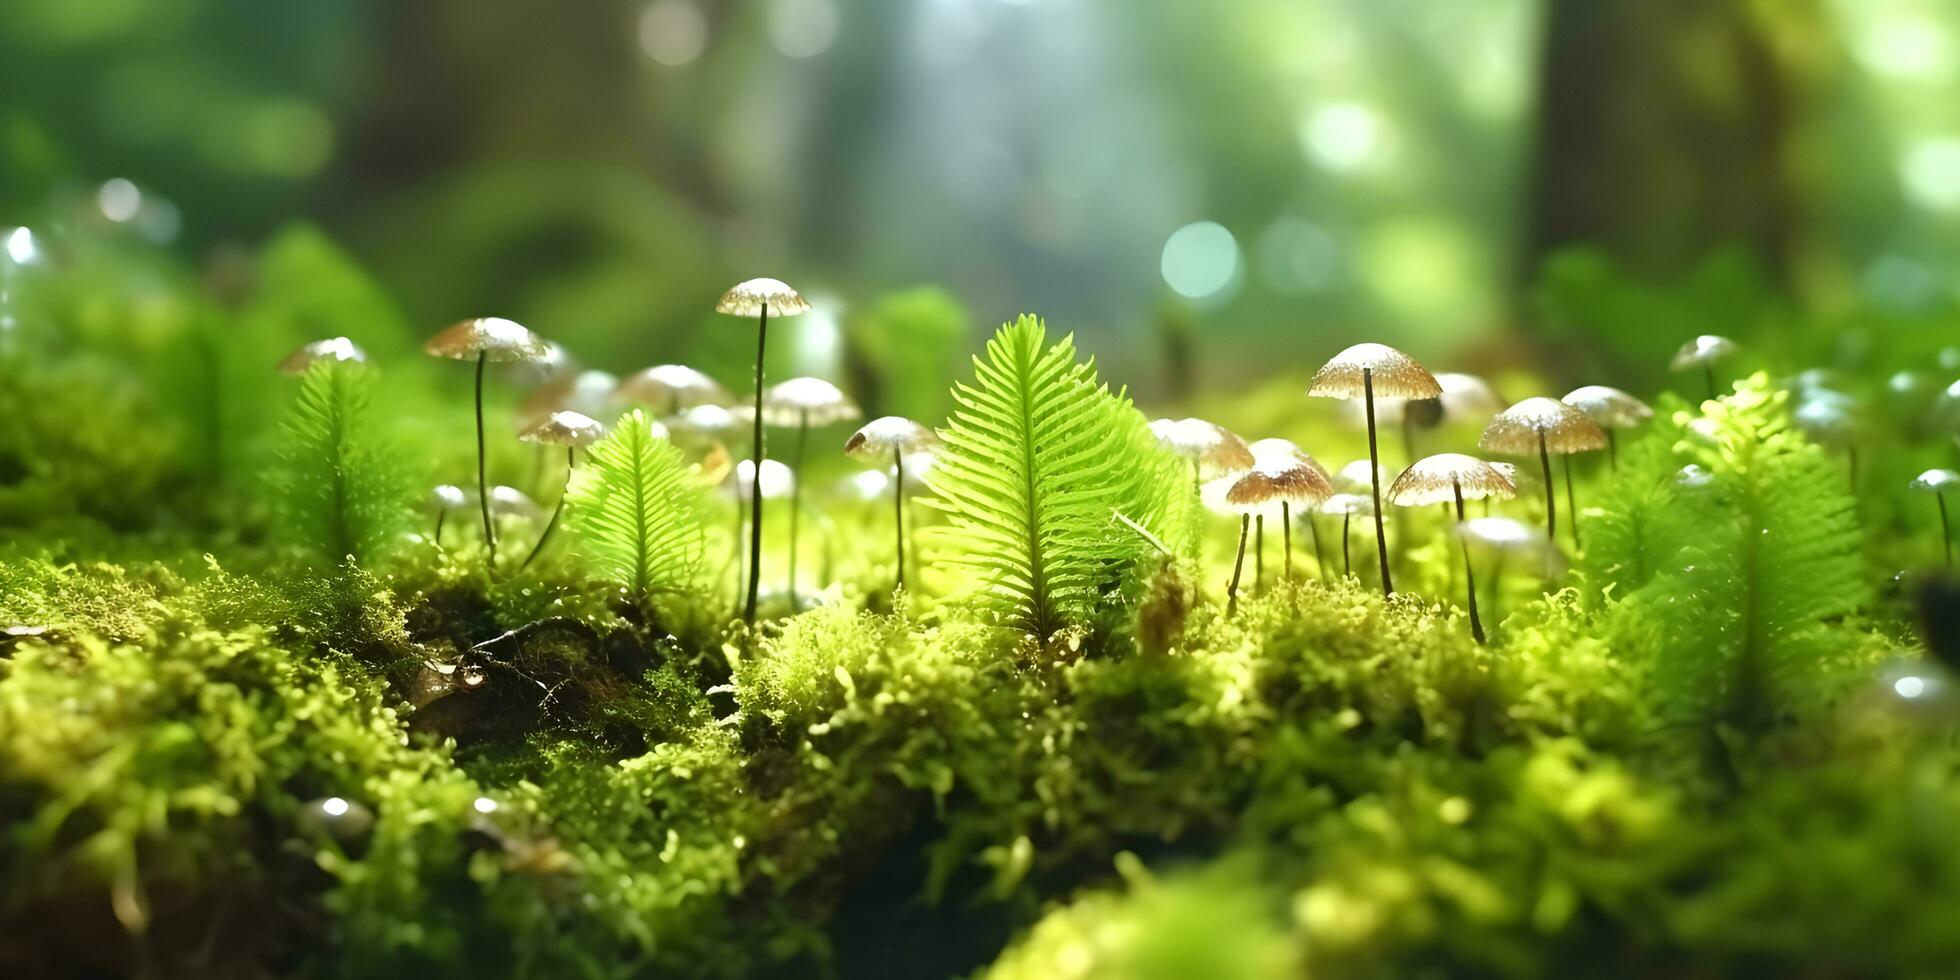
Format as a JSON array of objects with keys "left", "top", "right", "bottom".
[
  {"left": 1247, "top": 437, "right": 1334, "bottom": 481},
  {"left": 716, "top": 278, "right": 811, "bottom": 318},
  {"left": 519, "top": 410, "right": 608, "bottom": 447},
  {"left": 518, "top": 369, "right": 618, "bottom": 430},
  {"left": 764, "top": 377, "right": 861, "bottom": 426},
  {"left": 844, "top": 416, "right": 938, "bottom": 460},
  {"left": 618, "top": 364, "right": 730, "bottom": 409},
  {"left": 277, "top": 337, "right": 368, "bottom": 375},
  {"left": 1561, "top": 385, "right": 1653, "bottom": 429},
  {"left": 423, "top": 317, "right": 552, "bottom": 363},
  {"left": 1478, "top": 397, "right": 1609, "bottom": 455},
  {"left": 1149, "top": 418, "right": 1257, "bottom": 475},
  {"left": 1669, "top": 334, "right": 1739, "bottom": 371},
  {"left": 1387, "top": 453, "right": 1518, "bottom": 507},
  {"left": 1307, "top": 343, "right": 1443, "bottom": 400},
  {"left": 1224, "top": 459, "right": 1337, "bottom": 511}
]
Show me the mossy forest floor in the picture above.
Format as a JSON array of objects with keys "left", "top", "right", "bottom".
[{"left": 4, "top": 228, "right": 1960, "bottom": 978}]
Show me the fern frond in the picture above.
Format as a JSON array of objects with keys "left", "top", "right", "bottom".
[
  {"left": 1586, "top": 375, "right": 1869, "bottom": 731},
  {"left": 566, "top": 409, "right": 706, "bottom": 604},
  {"left": 268, "top": 360, "right": 419, "bottom": 567},
  {"left": 925, "top": 316, "right": 1189, "bottom": 639}
]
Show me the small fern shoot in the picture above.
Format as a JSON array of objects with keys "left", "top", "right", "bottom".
[
  {"left": 566, "top": 409, "right": 706, "bottom": 605},
  {"left": 269, "top": 359, "right": 418, "bottom": 567},
  {"left": 925, "top": 315, "right": 1189, "bottom": 640},
  {"left": 1584, "top": 375, "right": 1869, "bottom": 733}
]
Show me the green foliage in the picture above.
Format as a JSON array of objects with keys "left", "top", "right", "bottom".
[
  {"left": 267, "top": 359, "right": 420, "bottom": 567},
  {"left": 846, "top": 286, "right": 970, "bottom": 422},
  {"left": 1584, "top": 376, "right": 1874, "bottom": 731},
  {"left": 565, "top": 409, "right": 706, "bottom": 604},
  {"left": 925, "top": 315, "right": 1191, "bottom": 640}
]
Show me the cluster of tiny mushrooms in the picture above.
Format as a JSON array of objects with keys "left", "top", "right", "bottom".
[{"left": 275, "top": 296, "right": 1959, "bottom": 643}]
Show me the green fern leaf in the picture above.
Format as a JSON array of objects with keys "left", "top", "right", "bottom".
[
  {"left": 268, "top": 360, "right": 419, "bottom": 567},
  {"left": 566, "top": 409, "right": 706, "bottom": 603},
  {"left": 1585, "top": 376, "right": 1869, "bottom": 731},
  {"left": 925, "top": 315, "right": 1189, "bottom": 639}
]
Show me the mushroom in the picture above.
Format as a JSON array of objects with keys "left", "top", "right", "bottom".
[
  {"left": 518, "top": 369, "right": 618, "bottom": 431},
  {"left": 424, "top": 317, "right": 554, "bottom": 566},
  {"left": 1670, "top": 335, "right": 1739, "bottom": 401},
  {"left": 276, "top": 337, "right": 368, "bottom": 375},
  {"left": 1149, "top": 417, "right": 1257, "bottom": 491},
  {"left": 1560, "top": 385, "right": 1652, "bottom": 471},
  {"left": 1222, "top": 458, "right": 1335, "bottom": 609},
  {"left": 764, "top": 377, "right": 861, "bottom": 608},
  {"left": 717, "top": 278, "right": 812, "bottom": 623},
  {"left": 1317, "top": 493, "right": 1376, "bottom": 580},
  {"left": 1388, "top": 454, "right": 1518, "bottom": 643},
  {"left": 1911, "top": 469, "right": 1959, "bottom": 568},
  {"left": 430, "top": 484, "right": 468, "bottom": 547},
  {"left": 1308, "top": 344, "right": 1441, "bottom": 596},
  {"left": 1792, "top": 389, "right": 1864, "bottom": 492},
  {"left": 1478, "top": 397, "right": 1606, "bottom": 549},
  {"left": 1456, "top": 517, "right": 1558, "bottom": 630},
  {"left": 617, "top": 364, "right": 731, "bottom": 417},
  {"left": 517, "top": 410, "right": 608, "bottom": 568},
  {"left": 845, "top": 416, "right": 940, "bottom": 597},
  {"left": 1246, "top": 439, "right": 1334, "bottom": 583}
]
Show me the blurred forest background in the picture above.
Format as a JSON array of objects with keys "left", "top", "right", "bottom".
[{"left": 3, "top": 0, "right": 1957, "bottom": 401}]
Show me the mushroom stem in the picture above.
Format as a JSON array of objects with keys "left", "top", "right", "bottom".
[
  {"left": 744, "top": 305, "right": 768, "bottom": 623},
  {"left": 522, "top": 447, "right": 575, "bottom": 569},
  {"left": 473, "top": 351, "right": 497, "bottom": 564},
  {"left": 1563, "top": 455, "right": 1582, "bottom": 550},
  {"left": 1364, "top": 368, "right": 1394, "bottom": 595},
  {"left": 892, "top": 446, "right": 906, "bottom": 595},
  {"left": 1342, "top": 513, "right": 1353, "bottom": 579},
  {"left": 788, "top": 409, "right": 808, "bottom": 610},
  {"left": 1605, "top": 429, "right": 1618, "bottom": 472},
  {"left": 1454, "top": 480, "right": 1484, "bottom": 645},
  {"left": 1281, "top": 502, "right": 1293, "bottom": 581},
  {"left": 1255, "top": 514, "right": 1265, "bottom": 591},
  {"left": 434, "top": 507, "right": 448, "bottom": 547},
  {"left": 1227, "top": 514, "right": 1249, "bottom": 614},
  {"left": 1308, "top": 511, "right": 1327, "bottom": 585},
  {"left": 1703, "top": 365, "right": 1716, "bottom": 401},
  {"left": 1939, "top": 493, "right": 1952, "bottom": 568},
  {"left": 1537, "top": 431, "right": 1557, "bottom": 543}
]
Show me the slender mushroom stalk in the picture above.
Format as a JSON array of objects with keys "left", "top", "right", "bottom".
[
  {"left": 1562, "top": 386, "right": 1652, "bottom": 473},
  {"left": 424, "top": 317, "right": 554, "bottom": 567},
  {"left": 1911, "top": 470, "right": 1960, "bottom": 567},
  {"left": 1478, "top": 397, "right": 1606, "bottom": 551},
  {"left": 517, "top": 411, "right": 607, "bottom": 569},
  {"left": 1308, "top": 343, "right": 1442, "bottom": 596},
  {"left": 716, "top": 279, "right": 812, "bottom": 622},
  {"left": 1793, "top": 390, "right": 1864, "bottom": 494},
  {"left": 724, "top": 459, "right": 796, "bottom": 611},
  {"left": 845, "top": 416, "right": 940, "bottom": 600},
  {"left": 1457, "top": 517, "right": 1556, "bottom": 635},
  {"left": 1319, "top": 494, "right": 1373, "bottom": 582},
  {"left": 430, "top": 484, "right": 467, "bottom": 547},
  {"left": 1670, "top": 335, "right": 1740, "bottom": 402},
  {"left": 1227, "top": 515, "right": 1251, "bottom": 614},
  {"left": 1388, "top": 454, "right": 1518, "bottom": 644},
  {"left": 762, "top": 378, "right": 860, "bottom": 610}
]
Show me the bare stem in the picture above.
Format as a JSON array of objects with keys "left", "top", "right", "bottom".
[
  {"left": 1364, "top": 369, "right": 1393, "bottom": 595},
  {"left": 744, "top": 306, "right": 768, "bottom": 622}
]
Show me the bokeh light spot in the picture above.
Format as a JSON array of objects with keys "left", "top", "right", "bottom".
[
  {"left": 1160, "top": 222, "right": 1240, "bottom": 299},
  {"left": 640, "top": 0, "right": 709, "bottom": 67},
  {"left": 771, "top": 0, "right": 840, "bottom": 59}
]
